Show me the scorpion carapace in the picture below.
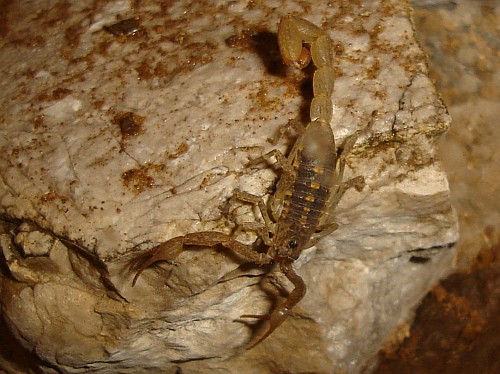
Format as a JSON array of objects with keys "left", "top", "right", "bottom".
[{"left": 129, "top": 15, "right": 364, "bottom": 349}]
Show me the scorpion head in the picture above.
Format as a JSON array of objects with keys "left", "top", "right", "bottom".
[{"left": 273, "top": 232, "right": 307, "bottom": 261}]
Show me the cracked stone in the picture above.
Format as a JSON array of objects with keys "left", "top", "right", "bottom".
[{"left": 0, "top": 1, "right": 458, "bottom": 373}]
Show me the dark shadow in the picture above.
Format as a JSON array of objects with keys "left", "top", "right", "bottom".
[
  {"left": 298, "top": 63, "right": 316, "bottom": 125},
  {"left": 0, "top": 315, "right": 46, "bottom": 373},
  {"left": 249, "top": 30, "right": 286, "bottom": 77},
  {"left": 247, "top": 29, "right": 316, "bottom": 139}
]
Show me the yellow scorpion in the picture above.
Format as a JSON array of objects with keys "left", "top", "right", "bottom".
[{"left": 130, "top": 15, "right": 364, "bottom": 348}]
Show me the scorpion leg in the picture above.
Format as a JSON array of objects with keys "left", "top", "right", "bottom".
[
  {"left": 231, "top": 220, "right": 269, "bottom": 246},
  {"left": 232, "top": 189, "right": 275, "bottom": 245},
  {"left": 326, "top": 175, "right": 365, "bottom": 215},
  {"left": 310, "top": 174, "right": 363, "bottom": 246},
  {"left": 248, "top": 148, "right": 293, "bottom": 173},
  {"left": 130, "top": 231, "right": 271, "bottom": 286},
  {"left": 306, "top": 221, "right": 340, "bottom": 247},
  {"left": 325, "top": 111, "right": 379, "bottom": 217},
  {"left": 244, "top": 261, "right": 307, "bottom": 349},
  {"left": 269, "top": 118, "right": 306, "bottom": 146},
  {"left": 324, "top": 130, "right": 365, "bottom": 211},
  {"left": 245, "top": 146, "right": 298, "bottom": 223}
]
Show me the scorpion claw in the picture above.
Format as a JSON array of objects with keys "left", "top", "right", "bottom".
[
  {"left": 242, "top": 306, "right": 292, "bottom": 349},
  {"left": 129, "top": 238, "right": 185, "bottom": 286}
]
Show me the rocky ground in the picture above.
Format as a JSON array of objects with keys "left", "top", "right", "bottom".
[
  {"left": 375, "top": 1, "right": 500, "bottom": 372},
  {"left": 0, "top": 0, "right": 497, "bottom": 372}
]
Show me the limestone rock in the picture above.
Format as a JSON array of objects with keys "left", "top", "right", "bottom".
[{"left": 0, "top": 1, "right": 458, "bottom": 373}]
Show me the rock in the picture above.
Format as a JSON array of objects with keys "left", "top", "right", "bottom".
[{"left": 0, "top": 1, "right": 458, "bottom": 373}]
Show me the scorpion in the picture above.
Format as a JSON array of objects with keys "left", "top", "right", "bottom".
[{"left": 130, "top": 15, "right": 365, "bottom": 348}]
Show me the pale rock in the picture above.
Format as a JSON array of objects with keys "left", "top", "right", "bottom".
[{"left": 0, "top": 0, "right": 458, "bottom": 373}]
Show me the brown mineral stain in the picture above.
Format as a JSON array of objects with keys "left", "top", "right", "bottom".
[
  {"left": 40, "top": 191, "right": 68, "bottom": 204},
  {"left": 122, "top": 168, "right": 154, "bottom": 193},
  {"left": 167, "top": 142, "right": 188, "bottom": 159},
  {"left": 103, "top": 17, "right": 142, "bottom": 37},
  {"left": 366, "top": 59, "right": 381, "bottom": 79},
  {"left": 52, "top": 87, "right": 72, "bottom": 100},
  {"left": 121, "top": 164, "right": 165, "bottom": 193},
  {"left": 65, "top": 22, "right": 83, "bottom": 49},
  {"left": 114, "top": 112, "right": 144, "bottom": 139},
  {"left": 0, "top": 0, "right": 13, "bottom": 37},
  {"left": 135, "top": 59, "right": 153, "bottom": 80},
  {"left": 33, "top": 115, "right": 45, "bottom": 128},
  {"left": 225, "top": 28, "right": 258, "bottom": 50},
  {"left": 36, "top": 87, "right": 72, "bottom": 102}
]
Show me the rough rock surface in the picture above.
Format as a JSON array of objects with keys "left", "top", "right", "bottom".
[{"left": 0, "top": 1, "right": 458, "bottom": 373}]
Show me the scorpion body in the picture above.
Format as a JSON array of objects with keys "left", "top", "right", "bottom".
[{"left": 130, "top": 15, "right": 363, "bottom": 348}]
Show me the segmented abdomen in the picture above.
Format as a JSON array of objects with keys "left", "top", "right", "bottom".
[
  {"left": 275, "top": 120, "right": 338, "bottom": 256},
  {"left": 282, "top": 158, "right": 334, "bottom": 236}
]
